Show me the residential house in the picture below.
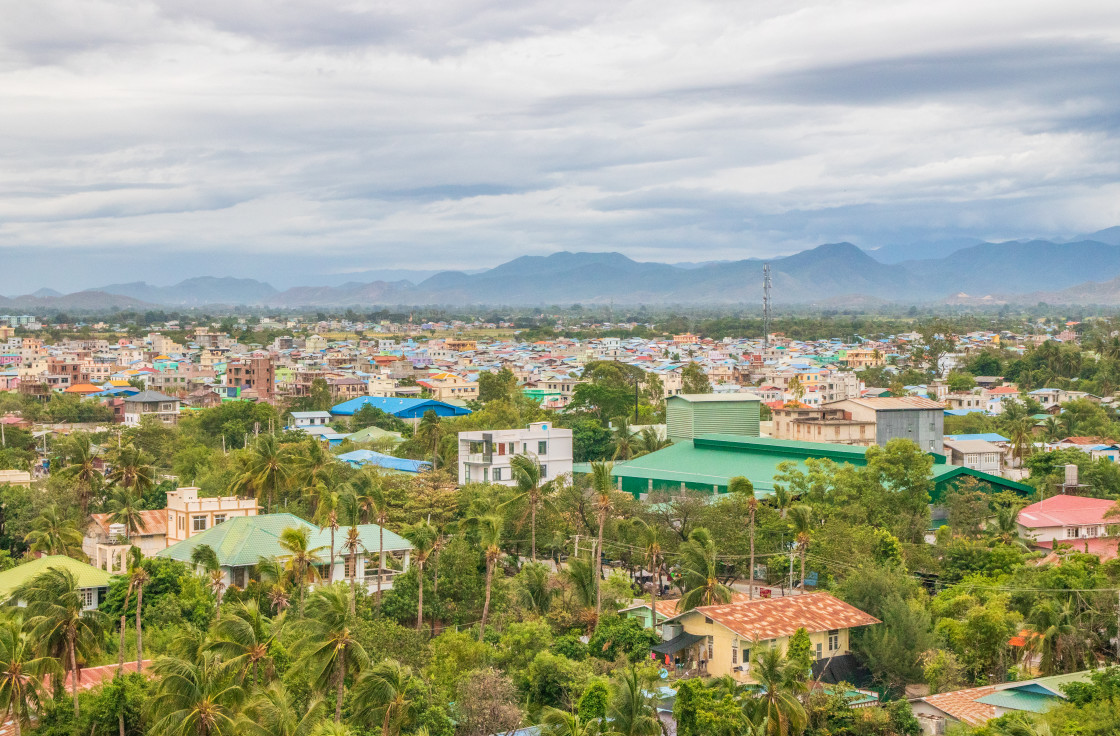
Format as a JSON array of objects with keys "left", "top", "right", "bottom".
[
  {"left": 83, "top": 509, "right": 168, "bottom": 565},
  {"left": 165, "top": 486, "right": 259, "bottom": 545},
  {"left": 458, "top": 421, "right": 573, "bottom": 485},
  {"left": 771, "top": 404, "right": 877, "bottom": 446},
  {"left": 0, "top": 555, "right": 113, "bottom": 611},
  {"left": 0, "top": 469, "right": 32, "bottom": 487},
  {"left": 911, "top": 671, "right": 1093, "bottom": 735},
  {"left": 1017, "top": 494, "right": 1120, "bottom": 559},
  {"left": 416, "top": 372, "right": 478, "bottom": 402},
  {"left": 822, "top": 397, "right": 945, "bottom": 453},
  {"left": 942, "top": 439, "right": 1004, "bottom": 475},
  {"left": 157, "top": 512, "right": 413, "bottom": 591},
  {"left": 122, "top": 390, "right": 181, "bottom": 426},
  {"left": 289, "top": 411, "right": 333, "bottom": 431},
  {"left": 652, "top": 592, "right": 879, "bottom": 683}
]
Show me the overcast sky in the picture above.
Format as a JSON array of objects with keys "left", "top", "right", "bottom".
[{"left": 3, "top": 0, "right": 1120, "bottom": 290}]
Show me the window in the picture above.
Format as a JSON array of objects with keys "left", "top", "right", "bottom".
[
  {"left": 707, "top": 636, "right": 713, "bottom": 659},
  {"left": 493, "top": 468, "right": 502, "bottom": 481},
  {"left": 1066, "top": 527, "right": 1080, "bottom": 538},
  {"left": 178, "top": 515, "right": 184, "bottom": 531},
  {"left": 483, "top": 468, "right": 489, "bottom": 482},
  {"left": 540, "top": 465, "right": 547, "bottom": 478},
  {"left": 192, "top": 516, "right": 207, "bottom": 532},
  {"left": 344, "top": 556, "right": 356, "bottom": 579},
  {"left": 464, "top": 465, "right": 470, "bottom": 481},
  {"left": 815, "top": 643, "right": 823, "bottom": 660},
  {"left": 1086, "top": 525, "right": 1100, "bottom": 538},
  {"left": 213, "top": 514, "right": 226, "bottom": 525},
  {"left": 82, "top": 588, "right": 96, "bottom": 608},
  {"left": 538, "top": 440, "right": 548, "bottom": 455},
  {"left": 828, "top": 630, "right": 840, "bottom": 651},
  {"left": 732, "top": 646, "right": 738, "bottom": 665}
]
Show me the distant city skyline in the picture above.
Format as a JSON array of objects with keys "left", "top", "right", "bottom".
[{"left": 3, "top": 0, "right": 1120, "bottom": 291}]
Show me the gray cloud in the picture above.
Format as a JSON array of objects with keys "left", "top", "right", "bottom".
[{"left": 2, "top": 0, "right": 1120, "bottom": 292}]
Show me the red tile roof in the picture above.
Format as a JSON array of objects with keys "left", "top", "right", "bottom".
[
  {"left": 43, "top": 660, "right": 153, "bottom": 693},
  {"left": 1036, "top": 537, "right": 1120, "bottom": 561},
  {"left": 681, "top": 592, "right": 880, "bottom": 641},
  {"left": 1017, "top": 494, "right": 1117, "bottom": 528},
  {"left": 918, "top": 685, "right": 998, "bottom": 725}
]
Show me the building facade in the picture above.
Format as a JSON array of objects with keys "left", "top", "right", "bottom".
[{"left": 458, "top": 421, "right": 573, "bottom": 486}]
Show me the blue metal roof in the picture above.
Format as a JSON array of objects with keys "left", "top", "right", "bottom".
[
  {"left": 336, "top": 449, "right": 431, "bottom": 473},
  {"left": 330, "top": 396, "right": 472, "bottom": 418}
]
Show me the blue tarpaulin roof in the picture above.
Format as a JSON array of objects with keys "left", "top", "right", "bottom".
[
  {"left": 336, "top": 449, "right": 431, "bottom": 473},
  {"left": 330, "top": 396, "right": 472, "bottom": 419}
]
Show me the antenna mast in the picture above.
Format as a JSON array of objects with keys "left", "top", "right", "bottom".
[{"left": 762, "top": 263, "right": 772, "bottom": 348}]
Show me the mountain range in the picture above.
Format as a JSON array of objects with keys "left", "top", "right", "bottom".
[{"left": 6, "top": 235, "right": 1120, "bottom": 309}]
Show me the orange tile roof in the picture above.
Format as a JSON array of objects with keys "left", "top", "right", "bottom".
[
  {"left": 683, "top": 592, "right": 880, "bottom": 641},
  {"left": 919, "top": 686, "right": 998, "bottom": 725},
  {"left": 64, "top": 383, "right": 103, "bottom": 394},
  {"left": 87, "top": 510, "right": 167, "bottom": 537}
]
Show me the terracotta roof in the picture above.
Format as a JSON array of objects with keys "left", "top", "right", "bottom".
[
  {"left": 43, "top": 660, "right": 153, "bottom": 693},
  {"left": 87, "top": 510, "right": 167, "bottom": 537},
  {"left": 679, "top": 592, "right": 880, "bottom": 641},
  {"left": 1036, "top": 537, "right": 1120, "bottom": 561},
  {"left": 1062, "top": 436, "right": 1115, "bottom": 445},
  {"left": 918, "top": 685, "right": 998, "bottom": 725},
  {"left": 1017, "top": 495, "right": 1117, "bottom": 528}
]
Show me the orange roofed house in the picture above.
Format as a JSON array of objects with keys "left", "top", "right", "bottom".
[{"left": 650, "top": 592, "right": 879, "bottom": 683}]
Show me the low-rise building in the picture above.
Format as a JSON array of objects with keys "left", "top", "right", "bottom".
[
  {"left": 122, "top": 390, "right": 181, "bottom": 426},
  {"left": 1017, "top": 494, "right": 1119, "bottom": 558},
  {"left": 0, "top": 555, "right": 113, "bottom": 610},
  {"left": 165, "top": 486, "right": 259, "bottom": 545},
  {"left": 942, "top": 439, "right": 1004, "bottom": 475},
  {"left": 652, "top": 592, "right": 879, "bottom": 683},
  {"left": 458, "top": 421, "right": 573, "bottom": 485},
  {"left": 84, "top": 509, "right": 169, "bottom": 564}
]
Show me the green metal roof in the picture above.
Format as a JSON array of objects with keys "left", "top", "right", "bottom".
[
  {"left": 157, "top": 513, "right": 412, "bottom": 568},
  {"left": 974, "top": 690, "right": 1059, "bottom": 714},
  {"left": 0, "top": 555, "right": 113, "bottom": 599},
  {"left": 601, "top": 434, "right": 1033, "bottom": 497}
]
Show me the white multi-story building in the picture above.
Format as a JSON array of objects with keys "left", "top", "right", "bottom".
[{"left": 458, "top": 421, "right": 573, "bottom": 486}]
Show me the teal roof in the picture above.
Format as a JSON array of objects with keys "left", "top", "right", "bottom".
[
  {"left": 601, "top": 435, "right": 1033, "bottom": 497},
  {"left": 157, "top": 513, "right": 412, "bottom": 567},
  {"left": 0, "top": 555, "right": 113, "bottom": 599},
  {"left": 974, "top": 690, "right": 1058, "bottom": 714}
]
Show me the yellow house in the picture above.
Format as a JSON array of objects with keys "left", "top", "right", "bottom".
[{"left": 652, "top": 592, "right": 879, "bottom": 683}]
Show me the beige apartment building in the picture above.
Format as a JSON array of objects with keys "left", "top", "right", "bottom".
[{"left": 165, "top": 486, "right": 259, "bottom": 545}]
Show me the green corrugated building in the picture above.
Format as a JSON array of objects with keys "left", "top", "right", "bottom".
[
  {"left": 666, "top": 393, "right": 761, "bottom": 442},
  {"left": 598, "top": 434, "right": 1032, "bottom": 501}
]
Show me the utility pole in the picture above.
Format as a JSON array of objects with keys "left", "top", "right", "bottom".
[{"left": 763, "top": 263, "right": 773, "bottom": 348}]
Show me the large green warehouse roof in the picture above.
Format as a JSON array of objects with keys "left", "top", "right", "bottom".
[{"left": 589, "top": 434, "right": 1031, "bottom": 501}]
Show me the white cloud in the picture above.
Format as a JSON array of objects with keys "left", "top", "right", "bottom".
[{"left": 2, "top": 0, "right": 1120, "bottom": 290}]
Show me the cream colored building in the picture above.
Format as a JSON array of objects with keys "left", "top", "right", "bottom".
[
  {"left": 0, "top": 469, "right": 32, "bottom": 488},
  {"left": 165, "top": 486, "right": 259, "bottom": 545},
  {"left": 653, "top": 592, "right": 879, "bottom": 683}
]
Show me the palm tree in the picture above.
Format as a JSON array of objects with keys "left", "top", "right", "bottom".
[
  {"left": 360, "top": 485, "right": 392, "bottom": 607},
  {"left": 517, "top": 561, "right": 553, "bottom": 615},
  {"left": 563, "top": 555, "right": 597, "bottom": 611},
  {"left": 148, "top": 651, "right": 247, "bottom": 736},
  {"left": 23, "top": 504, "right": 83, "bottom": 558},
  {"left": 351, "top": 659, "right": 416, "bottom": 736},
  {"left": 505, "top": 453, "right": 556, "bottom": 561},
  {"left": 191, "top": 544, "right": 226, "bottom": 621},
  {"left": 299, "top": 585, "right": 370, "bottom": 722},
  {"left": 415, "top": 410, "right": 443, "bottom": 470},
  {"left": 296, "top": 439, "right": 335, "bottom": 492},
  {"left": 612, "top": 418, "right": 634, "bottom": 461},
  {"left": 402, "top": 521, "right": 437, "bottom": 632},
  {"left": 14, "top": 567, "right": 108, "bottom": 718},
  {"left": 632, "top": 427, "right": 670, "bottom": 458},
  {"left": 278, "top": 526, "right": 325, "bottom": 617},
  {"left": 117, "top": 547, "right": 143, "bottom": 674},
  {"left": 106, "top": 443, "right": 155, "bottom": 496},
  {"left": 676, "top": 528, "right": 733, "bottom": 611},
  {"left": 607, "top": 666, "right": 660, "bottom": 736},
  {"left": 232, "top": 435, "right": 294, "bottom": 513},
  {"left": 752, "top": 647, "right": 808, "bottom": 736},
  {"left": 590, "top": 461, "right": 615, "bottom": 618},
  {"left": 788, "top": 504, "right": 813, "bottom": 590},
  {"left": 57, "top": 432, "right": 102, "bottom": 518},
  {"left": 729, "top": 476, "right": 758, "bottom": 599},
  {"left": 239, "top": 683, "right": 325, "bottom": 736},
  {"left": 106, "top": 486, "right": 147, "bottom": 542},
  {"left": 631, "top": 519, "right": 663, "bottom": 629},
  {"left": 539, "top": 707, "right": 601, "bottom": 736},
  {"left": 770, "top": 486, "right": 792, "bottom": 519},
  {"left": 1042, "top": 416, "right": 1063, "bottom": 443},
  {"left": 1024, "top": 600, "right": 1089, "bottom": 675},
  {"left": 132, "top": 563, "right": 150, "bottom": 671},
  {"left": 475, "top": 514, "right": 503, "bottom": 642},
  {"left": 1009, "top": 417, "right": 1035, "bottom": 466},
  {"left": 340, "top": 526, "right": 364, "bottom": 616},
  {"left": 208, "top": 600, "right": 278, "bottom": 688},
  {"left": 0, "top": 614, "right": 58, "bottom": 736},
  {"left": 314, "top": 489, "right": 341, "bottom": 583}
]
